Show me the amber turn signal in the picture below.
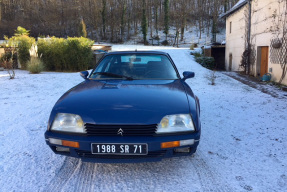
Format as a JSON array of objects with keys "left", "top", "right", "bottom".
[
  {"left": 161, "top": 141, "right": 180, "bottom": 148},
  {"left": 62, "top": 140, "right": 80, "bottom": 148}
]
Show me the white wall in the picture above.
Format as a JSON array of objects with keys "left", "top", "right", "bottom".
[
  {"left": 251, "top": 0, "right": 287, "bottom": 85},
  {"left": 225, "top": 0, "right": 287, "bottom": 85},
  {"left": 225, "top": 5, "right": 247, "bottom": 72}
]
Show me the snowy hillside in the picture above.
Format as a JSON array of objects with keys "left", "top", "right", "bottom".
[
  {"left": 114, "top": 26, "right": 226, "bottom": 47},
  {"left": 0, "top": 45, "right": 286, "bottom": 191}
]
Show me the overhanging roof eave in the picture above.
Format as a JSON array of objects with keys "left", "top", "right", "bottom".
[{"left": 220, "top": 0, "right": 248, "bottom": 19}]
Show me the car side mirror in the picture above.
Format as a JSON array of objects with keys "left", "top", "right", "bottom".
[
  {"left": 80, "top": 71, "right": 89, "bottom": 80},
  {"left": 182, "top": 71, "right": 195, "bottom": 81}
]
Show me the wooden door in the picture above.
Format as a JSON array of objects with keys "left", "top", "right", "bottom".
[{"left": 260, "top": 47, "right": 269, "bottom": 76}]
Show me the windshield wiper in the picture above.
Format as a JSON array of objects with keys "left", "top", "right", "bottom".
[{"left": 92, "top": 72, "right": 133, "bottom": 80}]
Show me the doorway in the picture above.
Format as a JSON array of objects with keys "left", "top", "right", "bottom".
[{"left": 260, "top": 46, "right": 269, "bottom": 76}]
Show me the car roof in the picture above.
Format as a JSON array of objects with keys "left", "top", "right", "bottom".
[{"left": 106, "top": 51, "right": 169, "bottom": 56}]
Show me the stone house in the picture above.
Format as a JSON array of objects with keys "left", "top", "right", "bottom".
[{"left": 221, "top": 0, "right": 287, "bottom": 85}]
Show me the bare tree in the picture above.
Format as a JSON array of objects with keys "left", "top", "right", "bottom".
[{"left": 0, "top": 0, "right": 232, "bottom": 43}]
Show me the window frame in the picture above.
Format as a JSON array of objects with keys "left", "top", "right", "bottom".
[{"left": 89, "top": 53, "right": 181, "bottom": 80}]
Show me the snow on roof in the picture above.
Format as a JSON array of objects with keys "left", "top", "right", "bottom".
[
  {"left": 233, "top": 0, "right": 247, "bottom": 8},
  {"left": 220, "top": 0, "right": 248, "bottom": 18}
]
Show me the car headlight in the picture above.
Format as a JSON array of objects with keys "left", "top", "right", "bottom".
[
  {"left": 156, "top": 114, "right": 195, "bottom": 134},
  {"left": 50, "top": 113, "right": 86, "bottom": 133}
]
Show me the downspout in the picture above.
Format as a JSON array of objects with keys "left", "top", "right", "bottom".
[{"left": 247, "top": 0, "right": 252, "bottom": 74}]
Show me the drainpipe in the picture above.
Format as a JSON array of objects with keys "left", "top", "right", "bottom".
[{"left": 247, "top": 0, "right": 252, "bottom": 74}]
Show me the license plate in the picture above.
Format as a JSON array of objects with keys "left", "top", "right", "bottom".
[{"left": 91, "top": 143, "right": 148, "bottom": 155}]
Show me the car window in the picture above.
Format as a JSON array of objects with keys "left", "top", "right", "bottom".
[{"left": 90, "top": 54, "right": 178, "bottom": 79}]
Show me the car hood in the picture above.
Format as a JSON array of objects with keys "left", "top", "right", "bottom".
[{"left": 51, "top": 79, "right": 192, "bottom": 125}]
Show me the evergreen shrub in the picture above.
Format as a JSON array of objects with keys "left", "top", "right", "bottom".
[
  {"left": 6, "top": 35, "right": 35, "bottom": 69},
  {"left": 195, "top": 56, "right": 216, "bottom": 69},
  {"left": 38, "top": 37, "right": 93, "bottom": 71},
  {"left": 193, "top": 52, "right": 202, "bottom": 58}
]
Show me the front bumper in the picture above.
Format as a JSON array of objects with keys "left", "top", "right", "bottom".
[{"left": 45, "top": 131, "right": 200, "bottom": 163}]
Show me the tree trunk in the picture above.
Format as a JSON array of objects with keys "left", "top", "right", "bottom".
[
  {"left": 142, "top": 0, "right": 147, "bottom": 44},
  {"left": 127, "top": 9, "right": 131, "bottom": 38},
  {"left": 101, "top": 0, "right": 106, "bottom": 39},
  {"left": 163, "top": 0, "right": 169, "bottom": 41},
  {"left": 60, "top": 0, "right": 66, "bottom": 37},
  {"left": 155, "top": 2, "right": 158, "bottom": 35},
  {"left": 198, "top": 20, "right": 202, "bottom": 39},
  {"left": 149, "top": 0, "right": 153, "bottom": 38},
  {"left": 180, "top": 17, "right": 185, "bottom": 41},
  {"left": 120, "top": 1, "right": 126, "bottom": 41}
]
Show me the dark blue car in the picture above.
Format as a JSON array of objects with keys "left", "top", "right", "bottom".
[{"left": 45, "top": 51, "right": 201, "bottom": 163}]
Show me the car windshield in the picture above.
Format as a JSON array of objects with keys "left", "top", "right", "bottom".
[{"left": 90, "top": 54, "right": 179, "bottom": 80}]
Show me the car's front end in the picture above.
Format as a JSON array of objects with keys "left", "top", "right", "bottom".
[
  {"left": 45, "top": 51, "right": 201, "bottom": 163},
  {"left": 45, "top": 129, "right": 200, "bottom": 163}
]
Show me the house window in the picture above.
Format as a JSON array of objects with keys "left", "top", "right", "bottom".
[{"left": 230, "top": 21, "right": 232, "bottom": 33}]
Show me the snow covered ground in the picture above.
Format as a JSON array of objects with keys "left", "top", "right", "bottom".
[
  {"left": 222, "top": 71, "right": 287, "bottom": 99},
  {"left": 118, "top": 25, "right": 226, "bottom": 48},
  {"left": 0, "top": 45, "right": 286, "bottom": 192}
]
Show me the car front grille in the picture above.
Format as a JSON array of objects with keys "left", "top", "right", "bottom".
[
  {"left": 85, "top": 123, "right": 158, "bottom": 136},
  {"left": 76, "top": 150, "right": 167, "bottom": 159}
]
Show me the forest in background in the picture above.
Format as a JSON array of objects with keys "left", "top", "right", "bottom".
[{"left": 0, "top": 0, "right": 238, "bottom": 43}]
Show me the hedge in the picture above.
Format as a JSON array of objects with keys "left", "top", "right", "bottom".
[
  {"left": 38, "top": 37, "right": 94, "bottom": 71},
  {"left": 195, "top": 56, "right": 216, "bottom": 70},
  {"left": 17, "top": 36, "right": 35, "bottom": 69}
]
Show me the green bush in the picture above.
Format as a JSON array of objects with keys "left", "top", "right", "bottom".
[
  {"left": 65, "top": 37, "right": 93, "bottom": 71},
  {"left": 17, "top": 36, "right": 35, "bottom": 69},
  {"left": 38, "top": 37, "right": 93, "bottom": 71},
  {"left": 193, "top": 52, "right": 202, "bottom": 58},
  {"left": 5, "top": 27, "right": 35, "bottom": 69},
  {"left": 38, "top": 37, "right": 66, "bottom": 71},
  {"left": 6, "top": 35, "right": 35, "bottom": 69},
  {"left": 195, "top": 56, "right": 216, "bottom": 69},
  {"left": 14, "top": 26, "right": 30, "bottom": 36},
  {"left": 27, "top": 57, "right": 44, "bottom": 73}
]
